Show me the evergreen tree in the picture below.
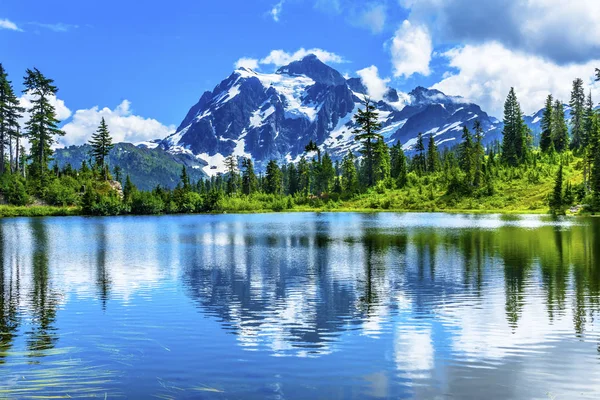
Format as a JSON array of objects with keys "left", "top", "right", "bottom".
[
  {"left": 583, "top": 92, "right": 595, "bottom": 190},
  {"left": 426, "top": 134, "right": 440, "bottom": 173},
  {"left": 123, "top": 174, "right": 136, "bottom": 203},
  {"left": 23, "top": 68, "right": 65, "bottom": 178},
  {"left": 590, "top": 114, "right": 600, "bottom": 210},
  {"left": 569, "top": 78, "right": 586, "bottom": 151},
  {"left": 0, "top": 64, "right": 24, "bottom": 175},
  {"left": 304, "top": 140, "right": 321, "bottom": 163},
  {"left": 459, "top": 125, "right": 474, "bottom": 186},
  {"left": 353, "top": 97, "right": 382, "bottom": 187},
  {"left": 473, "top": 120, "right": 485, "bottom": 187},
  {"left": 550, "top": 164, "right": 563, "bottom": 212},
  {"left": 552, "top": 100, "right": 569, "bottom": 153},
  {"left": 373, "top": 139, "right": 391, "bottom": 183},
  {"left": 412, "top": 132, "right": 426, "bottom": 175},
  {"left": 341, "top": 151, "right": 359, "bottom": 197},
  {"left": 225, "top": 154, "right": 239, "bottom": 195},
  {"left": 297, "top": 156, "right": 311, "bottom": 196},
  {"left": 241, "top": 157, "right": 258, "bottom": 195},
  {"left": 88, "top": 117, "right": 114, "bottom": 178},
  {"left": 501, "top": 87, "right": 529, "bottom": 166},
  {"left": 390, "top": 141, "right": 407, "bottom": 188},
  {"left": 265, "top": 159, "right": 282, "bottom": 195},
  {"left": 113, "top": 165, "right": 122, "bottom": 183},
  {"left": 540, "top": 94, "right": 554, "bottom": 153},
  {"left": 316, "top": 152, "right": 335, "bottom": 194},
  {"left": 287, "top": 162, "right": 299, "bottom": 195},
  {"left": 180, "top": 166, "right": 191, "bottom": 192}
]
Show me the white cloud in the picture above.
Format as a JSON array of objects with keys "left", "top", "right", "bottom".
[
  {"left": 0, "top": 18, "right": 22, "bottom": 32},
  {"left": 432, "top": 42, "right": 600, "bottom": 117},
  {"left": 30, "top": 22, "right": 79, "bottom": 32},
  {"left": 260, "top": 48, "right": 345, "bottom": 66},
  {"left": 235, "top": 57, "right": 260, "bottom": 70},
  {"left": 390, "top": 20, "right": 432, "bottom": 78},
  {"left": 355, "top": 4, "right": 387, "bottom": 34},
  {"left": 403, "top": 0, "right": 600, "bottom": 64},
  {"left": 60, "top": 100, "right": 175, "bottom": 147},
  {"left": 18, "top": 92, "right": 72, "bottom": 126},
  {"left": 356, "top": 65, "right": 390, "bottom": 101},
  {"left": 270, "top": 1, "right": 284, "bottom": 22}
]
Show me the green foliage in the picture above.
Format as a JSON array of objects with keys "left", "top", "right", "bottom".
[
  {"left": 88, "top": 117, "right": 114, "bottom": 176},
  {"left": 1, "top": 173, "right": 28, "bottom": 206},
  {"left": 131, "top": 191, "right": 164, "bottom": 215},
  {"left": 501, "top": 87, "right": 530, "bottom": 166},
  {"left": 353, "top": 97, "right": 383, "bottom": 187}
]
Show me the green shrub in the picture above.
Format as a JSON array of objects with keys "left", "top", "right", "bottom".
[
  {"left": 131, "top": 191, "right": 164, "bottom": 214},
  {"left": 4, "top": 175, "right": 29, "bottom": 206}
]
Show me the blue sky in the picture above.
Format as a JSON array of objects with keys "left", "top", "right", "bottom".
[{"left": 2, "top": 0, "right": 599, "bottom": 146}]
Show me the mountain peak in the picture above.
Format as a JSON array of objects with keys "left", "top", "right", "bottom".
[
  {"left": 409, "top": 86, "right": 459, "bottom": 105},
  {"left": 276, "top": 54, "right": 346, "bottom": 86}
]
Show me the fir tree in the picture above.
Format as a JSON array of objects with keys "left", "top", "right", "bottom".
[
  {"left": 459, "top": 125, "right": 474, "bottom": 186},
  {"left": 297, "top": 156, "right": 311, "bottom": 196},
  {"left": 316, "top": 152, "right": 335, "bottom": 194},
  {"left": 353, "top": 97, "right": 382, "bottom": 187},
  {"left": 341, "top": 151, "right": 359, "bottom": 197},
  {"left": 225, "top": 154, "right": 239, "bottom": 195},
  {"left": 287, "top": 162, "right": 299, "bottom": 196},
  {"left": 426, "top": 134, "right": 440, "bottom": 173},
  {"left": 304, "top": 140, "right": 321, "bottom": 163},
  {"left": 180, "top": 166, "right": 191, "bottom": 192},
  {"left": 88, "top": 117, "right": 114, "bottom": 178},
  {"left": 23, "top": 68, "right": 65, "bottom": 178},
  {"left": 241, "top": 157, "right": 258, "bottom": 195},
  {"left": 390, "top": 141, "right": 407, "bottom": 188},
  {"left": 123, "top": 174, "right": 136, "bottom": 203},
  {"left": 113, "top": 165, "right": 122, "bottom": 182},
  {"left": 539, "top": 94, "right": 554, "bottom": 153},
  {"left": 412, "top": 132, "right": 426, "bottom": 175},
  {"left": 552, "top": 100, "right": 569, "bottom": 153},
  {"left": 373, "top": 139, "right": 391, "bottom": 183},
  {"left": 501, "top": 87, "right": 529, "bottom": 166},
  {"left": 265, "top": 159, "right": 282, "bottom": 195},
  {"left": 550, "top": 164, "right": 563, "bottom": 212},
  {"left": 0, "top": 65, "right": 24, "bottom": 175},
  {"left": 569, "top": 78, "right": 586, "bottom": 151},
  {"left": 473, "top": 120, "right": 485, "bottom": 187}
]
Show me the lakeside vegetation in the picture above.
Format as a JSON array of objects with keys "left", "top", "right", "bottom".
[{"left": 0, "top": 64, "right": 599, "bottom": 217}]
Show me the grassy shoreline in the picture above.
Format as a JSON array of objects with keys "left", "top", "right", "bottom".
[{"left": 0, "top": 203, "right": 584, "bottom": 218}]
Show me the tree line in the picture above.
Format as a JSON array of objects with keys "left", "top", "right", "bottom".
[{"left": 0, "top": 62, "right": 599, "bottom": 215}]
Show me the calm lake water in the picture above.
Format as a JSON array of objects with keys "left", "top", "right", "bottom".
[{"left": 0, "top": 212, "right": 599, "bottom": 399}]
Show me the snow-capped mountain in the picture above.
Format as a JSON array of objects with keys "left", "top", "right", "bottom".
[{"left": 161, "top": 54, "right": 502, "bottom": 175}]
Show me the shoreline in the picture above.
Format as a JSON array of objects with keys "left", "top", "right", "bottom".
[{"left": 1, "top": 204, "right": 594, "bottom": 218}]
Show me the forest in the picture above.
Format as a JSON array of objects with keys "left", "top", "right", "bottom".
[{"left": 0, "top": 64, "right": 599, "bottom": 217}]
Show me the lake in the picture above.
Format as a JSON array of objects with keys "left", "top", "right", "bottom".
[{"left": 0, "top": 212, "right": 599, "bottom": 399}]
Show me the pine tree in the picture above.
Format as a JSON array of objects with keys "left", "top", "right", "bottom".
[
  {"left": 241, "top": 157, "right": 258, "bottom": 195},
  {"left": 412, "top": 132, "right": 426, "bottom": 175},
  {"left": 590, "top": 114, "right": 600, "bottom": 210},
  {"left": 316, "top": 152, "right": 335, "bottom": 194},
  {"left": 0, "top": 64, "right": 24, "bottom": 175},
  {"left": 265, "top": 160, "right": 282, "bottom": 195},
  {"left": 373, "top": 139, "right": 391, "bottom": 183},
  {"left": 23, "top": 68, "right": 65, "bottom": 179},
  {"left": 583, "top": 92, "right": 595, "bottom": 190},
  {"left": 473, "top": 120, "right": 485, "bottom": 187},
  {"left": 390, "top": 141, "right": 407, "bottom": 188},
  {"left": 552, "top": 100, "right": 569, "bottom": 153},
  {"left": 304, "top": 140, "right": 321, "bottom": 163},
  {"left": 426, "top": 134, "right": 440, "bottom": 173},
  {"left": 297, "top": 156, "right": 311, "bottom": 196},
  {"left": 550, "top": 164, "right": 563, "bottom": 212},
  {"left": 287, "top": 162, "right": 299, "bottom": 195},
  {"left": 353, "top": 97, "right": 382, "bottom": 187},
  {"left": 501, "top": 88, "right": 529, "bottom": 166},
  {"left": 540, "top": 94, "right": 554, "bottom": 153},
  {"left": 459, "top": 125, "right": 474, "bottom": 186},
  {"left": 123, "top": 174, "right": 136, "bottom": 203},
  {"left": 88, "top": 117, "right": 114, "bottom": 178},
  {"left": 113, "top": 165, "right": 122, "bottom": 182},
  {"left": 341, "top": 151, "right": 359, "bottom": 196},
  {"left": 180, "top": 166, "right": 191, "bottom": 192},
  {"left": 225, "top": 154, "right": 239, "bottom": 195},
  {"left": 569, "top": 78, "right": 586, "bottom": 151}
]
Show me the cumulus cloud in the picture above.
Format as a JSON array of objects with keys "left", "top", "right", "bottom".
[
  {"left": 260, "top": 48, "right": 346, "bottom": 66},
  {"left": 354, "top": 4, "right": 387, "bottom": 34},
  {"left": 19, "top": 92, "right": 72, "bottom": 126},
  {"left": 270, "top": 1, "right": 284, "bottom": 22},
  {"left": 0, "top": 18, "right": 22, "bottom": 31},
  {"left": 390, "top": 20, "right": 432, "bottom": 78},
  {"left": 60, "top": 100, "right": 175, "bottom": 147},
  {"left": 432, "top": 42, "right": 600, "bottom": 117},
  {"left": 402, "top": 0, "right": 600, "bottom": 64},
  {"left": 235, "top": 57, "right": 260, "bottom": 70},
  {"left": 356, "top": 65, "right": 390, "bottom": 101}
]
